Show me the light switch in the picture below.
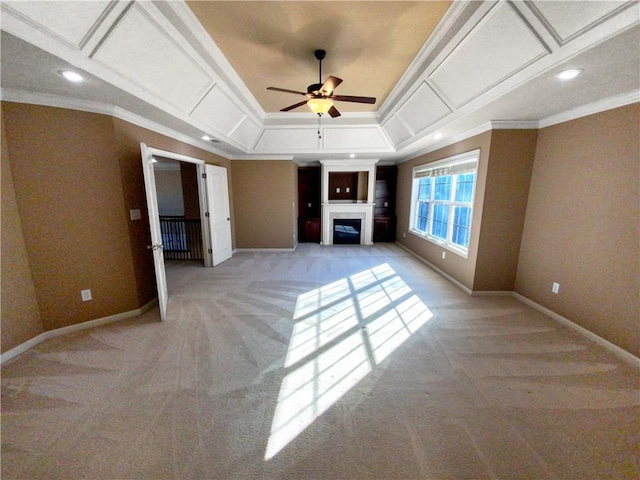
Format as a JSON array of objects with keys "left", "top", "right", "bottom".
[{"left": 81, "top": 289, "right": 92, "bottom": 301}]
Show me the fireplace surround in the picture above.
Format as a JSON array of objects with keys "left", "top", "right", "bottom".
[{"left": 320, "top": 159, "right": 378, "bottom": 245}]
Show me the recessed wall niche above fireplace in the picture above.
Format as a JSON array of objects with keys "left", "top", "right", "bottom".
[{"left": 320, "top": 159, "right": 378, "bottom": 245}]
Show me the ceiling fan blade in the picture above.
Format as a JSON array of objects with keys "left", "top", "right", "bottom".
[
  {"left": 328, "top": 106, "right": 341, "bottom": 118},
  {"left": 280, "top": 100, "right": 309, "bottom": 112},
  {"left": 320, "top": 76, "right": 343, "bottom": 96},
  {"left": 267, "top": 87, "right": 308, "bottom": 96},
  {"left": 331, "top": 95, "right": 376, "bottom": 104}
]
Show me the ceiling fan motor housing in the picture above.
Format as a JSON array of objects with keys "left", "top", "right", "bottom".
[{"left": 307, "top": 83, "right": 323, "bottom": 95}]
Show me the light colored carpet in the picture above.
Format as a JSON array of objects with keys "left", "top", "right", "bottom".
[{"left": 2, "top": 244, "right": 639, "bottom": 479}]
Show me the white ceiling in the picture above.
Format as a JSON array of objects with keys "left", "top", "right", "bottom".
[{"left": 1, "top": 1, "right": 638, "bottom": 163}]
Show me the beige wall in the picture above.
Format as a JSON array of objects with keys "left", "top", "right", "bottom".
[
  {"left": 396, "top": 131, "right": 493, "bottom": 290},
  {"left": 474, "top": 130, "right": 538, "bottom": 291},
  {"left": 1, "top": 102, "right": 236, "bottom": 353},
  {"left": 2, "top": 103, "right": 139, "bottom": 331},
  {"left": 231, "top": 160, "right": 295, "bottom": 249},
  {"left": 1, "top": 109, "right": 44, "bottom": 351},
  {"left": 181, "top": 162, "right": 201, "bottom": 220},
  {"left": 516, "top": 104, "right": 639, "bottom": 357}
]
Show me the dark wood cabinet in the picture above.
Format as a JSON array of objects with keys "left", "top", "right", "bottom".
[
  {"left": 298, "top": 167, "right": 321, "bottom": 243},
  {"left": 374, "top": 166, "right": 397, "bottom": 242},
  {"left": 374, "top": 217, "right": 396, "bottom": 242},
  {"left": 299, "top": 217, "right": 320, "bottom": 243}
]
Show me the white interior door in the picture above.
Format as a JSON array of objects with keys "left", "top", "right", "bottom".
[
  {"left": 140, "top": 143, "right": 168, "bottom": 320},
  {"left": 206, "top": 165, "right": 232, "bottom": 266}
]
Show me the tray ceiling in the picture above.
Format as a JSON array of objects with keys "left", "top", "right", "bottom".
[{"left": 186, "top": 1, "right": 451, "bottom": 114}]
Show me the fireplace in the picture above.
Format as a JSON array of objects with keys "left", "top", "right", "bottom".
[
  {"left": 320, "top": 159, "right": 379, "bottom": 245},
  {"left": 333, "top": 219, "right": 362, "bottom": 244}
]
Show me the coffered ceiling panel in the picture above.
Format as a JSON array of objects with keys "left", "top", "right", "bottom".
[
  {"left": 92, "top": 4, "right": 212, "bottom": 112},
  {"left": 3, "top": 0, "right": 112, "bottom": 48},
  {"left": 382, "top": 115, "right": 414, "bottom": 147},
  {"left": 528, "top": 0, "right": 633, "bottom": 44},
  {"left": 191, "top": 84, "right": 247, "bottom": 140},
  {"left": 429, "top": 2, "right": 549, "bottom": 108},
  {"left": 396, "top": 81, "right": 452, "bottom": 136},
  {"left": 231, "top": 117, "right": 262, "bottom": 151},
  {"left": 323, "top": 126, "right": 391, "bottom": 151},
  {"left": 255, "top": 128, "right": 320, "bottom": 152}
]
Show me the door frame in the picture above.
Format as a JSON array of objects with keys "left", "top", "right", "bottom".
[{"left": 142, "top": 145, "right": 216, "bottom": 267}]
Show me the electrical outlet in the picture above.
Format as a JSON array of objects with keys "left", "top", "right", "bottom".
[
  {"left": 403, "top": 232, "right": 406, "bottom": 238},
  {"left": 129, "top": 209, "right": 142, "bottom": 221},
  {"left": 81, "top": 289, "right": 92, "bottom": 301},
  {"left": 442, "top": 251, "right": 446, "bottom": 259},
  {"left": 552, "top": 282, "right": 560, "bottom": 294}
]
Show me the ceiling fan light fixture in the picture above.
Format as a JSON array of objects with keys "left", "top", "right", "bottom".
[{"left": 307, "top": 98, "right": 333, "bottom": 116}]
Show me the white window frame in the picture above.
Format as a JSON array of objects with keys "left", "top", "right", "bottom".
[{"left": 409, "top": 149, "right": 479, "bottom": 258}]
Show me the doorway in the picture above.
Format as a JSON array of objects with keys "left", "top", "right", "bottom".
[
  {"left": 140, "top": 144, "right": 232, "bottom": 320},
  {"left": 154, "top": 157, "right": 204, "bottom": 262}
]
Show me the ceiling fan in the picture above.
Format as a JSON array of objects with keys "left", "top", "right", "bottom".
[{"left": 267, "top": 49, "right": 376, "bottom": 118}]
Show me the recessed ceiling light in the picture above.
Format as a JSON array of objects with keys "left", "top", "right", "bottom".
[
  {"left": 59, "top": 70, "right": 83, "bottom": 83},
  {"left": 555, "top": 69, "right": 583, "bottom": 81},
  {"left": 433, "top": 132, "right": 442, "bottom": 140},
  {"left": 202, "top": 135, "right": 211, "bottom": 141},
  {"left": 349, "top": 154, "right": 355, "bottom": 158}
]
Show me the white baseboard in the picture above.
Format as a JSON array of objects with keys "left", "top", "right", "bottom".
[
  {"left": 396, "top": 242, "right": 639, "bottom": 369},
  {"left": 395, "top": 242, "right": 473, "bottom": 295},
  {"left": 512, "top": 293, "right": 639, "bottom": 369},
  {"left": 0, "top": 299, "right": 157, "bottom": 365},
  {"left": 233, "top": 247, "right": 297, "bottom": 252},
  {"left": 470, "top": 290, "right": 513, "bottom": 297}
]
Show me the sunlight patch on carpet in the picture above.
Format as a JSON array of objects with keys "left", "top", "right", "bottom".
[{"left": 265, "top": 263, "right": 433, "bottom": 460}]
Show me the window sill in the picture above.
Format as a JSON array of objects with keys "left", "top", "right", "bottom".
[{"left": 408, "top": 229, "right": 469, "bottom": 259}]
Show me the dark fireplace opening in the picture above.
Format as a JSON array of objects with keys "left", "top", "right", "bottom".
[{"left": 333, "top": 219, "right": 362, "bottom": 245}]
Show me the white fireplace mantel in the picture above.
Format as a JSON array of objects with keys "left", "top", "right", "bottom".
[{"left": 319, "top": 159, "right": 379, "bottom": 245}]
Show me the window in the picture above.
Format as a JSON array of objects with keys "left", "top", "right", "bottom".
[{"left": 410, "top": 150, "right": 479, "bottom": 257}]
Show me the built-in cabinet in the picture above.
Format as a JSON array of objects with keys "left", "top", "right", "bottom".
[
  {"left": 298, "top": 163, "right": 396, "bottom": 244},
  {"left": 374, "top": 165, "right": 397, "bottom": 242},
  {"left": 298, "top": 167, "right": 321, "bottom": 243}
]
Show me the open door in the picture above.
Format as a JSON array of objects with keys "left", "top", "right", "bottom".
[
  {"left": 140, "top": 143, "right": 168, "bottom": 320},
  {"left": 205, "top": 164, "right": 232, "bottom": 266}
]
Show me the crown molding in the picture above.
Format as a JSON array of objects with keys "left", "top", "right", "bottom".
[
  {"left": 490, "top": 120, "right": 540, "bottom": 129},
  {"left": 231, "top": 155, "right": 296, "bottom": 161},
  {"left": 264, "top": 111, "right": 380, "bottom": 125},
  {"left": 538, "top": 90, "right": 640, "bottom": 128},
  {"left": 397, "top": 121, "right": 493, "bottom": 164},
  {"left": 0, "top": 88, "right": 233, "bottom": 158}
]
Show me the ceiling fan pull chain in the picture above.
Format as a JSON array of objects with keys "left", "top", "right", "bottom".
[{"left": 317, "top": 115, "right": 322, "bottom": 139}]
